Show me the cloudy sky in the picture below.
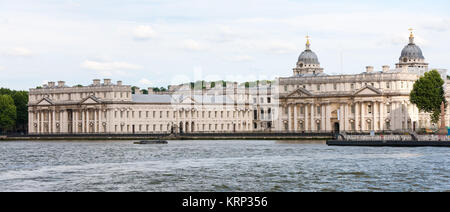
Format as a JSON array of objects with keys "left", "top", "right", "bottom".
[{"left": 1, "top": 0, "right": 450, "bottom": 90}]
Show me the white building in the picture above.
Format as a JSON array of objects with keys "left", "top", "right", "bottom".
[{"left": 28, "top": 30, "right": 448, "bottom": 134}]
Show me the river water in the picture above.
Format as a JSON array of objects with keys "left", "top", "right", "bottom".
[{"left": 0, "top": 140, "right": 449, "bottom": 192}]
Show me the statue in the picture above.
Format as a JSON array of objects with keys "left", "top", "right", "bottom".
[{"left": 438, "top": 101, "right": 448, "bottom": 135}]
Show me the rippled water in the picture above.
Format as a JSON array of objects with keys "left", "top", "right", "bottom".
[{"left": 0, "top": 140, "right": 449, "bottom": 192}]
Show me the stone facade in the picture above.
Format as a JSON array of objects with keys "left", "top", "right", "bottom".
[{"left": 28, "top": 30, "right": 449, "bottom": 134}]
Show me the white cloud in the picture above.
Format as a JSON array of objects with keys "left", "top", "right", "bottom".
[
  {"left": 228, "top": 55, "right": 255, "bottom": 62},
  {"left": 133, "top": 25, "right": 156, "bottom": 40},
  {"left": 182, "top": 39, "right": 207, "bottom": 51},
  {"left": 264, "top": 41, "right": 298, "bottom": 54},
  {"left": 81, "top": 60, "right": 142, "bottom": 77},
  {"left": 81, "top": 60, "right": 142, "bottom": 71},
  {"left": 0, "top": 66, "right": 4, "bottom": 71},
  {"left": 139, "top": 78, "right": 152, "bottom": 86},
  {"left": 4, "top": 47, "right": 33, "bottom": 57}
]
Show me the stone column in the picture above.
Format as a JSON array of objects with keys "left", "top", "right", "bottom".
[
  {"left": 326, "top": 104, "right": 331, "bottom": 131},
  {"left": 321, "top": 104, "right": 326, "bottom": 132},
  {"left": 361, "top": 102, "right": 366, "bottom": 132},
  {"left": 339, "top": 104, "right": 344, "bottom": 132},
  {"left": 39, "top": 111, "right": 43, "bottom": 134},
  {"left": 98, "top": 109, "right": 102, "bottom": 133},
  {"left": 373, "top": 102, "right": 378, "bottom": 131},
  {"left": 81, "top": 110, "right": 85, "bottom": 133},
  {"left": 380, "top": 102, "right": 385, "bottom": 131},
  {"left": 93, "top": 109, "right": 96, "bottom": 133},
  {"left": 52, "top": 110, "right": 56, "bottom": 134},
  {"left": 28, "top": 111, "right": 33, "bottom": 134},
  {"left": 310, "top": 104, "right": 315, "bottom": 132},
  {"left": 287, "top": 105, "right": 292, "bottom": 131},
  {"left": 344, "top": 104, "right": 349, "bottom": 132},
  {"left": 74, "top": 110, "right": 78, "bottom": 134},
  {"left": 355, "top": 102, "right": 360, "bottom": 132},
  {"left": 304, "top": 104, "right": 309, "bottom": 131},
  {"left": 293, "top": 104, "right": 298, "bottom": 132}
]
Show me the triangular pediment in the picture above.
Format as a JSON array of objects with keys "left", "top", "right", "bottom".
[
  {"left": 287, "top": 87, "right": 313, "bottom": 98},
  {"left": 37, "top": 97, "right": 53, "bottom": 105},
  {"left": 80, "top": 96, "right": 101, "bottom": 104},
  {"left": 354, "top": 86, "right": 382, "bottom": 96},
  {"left": 180, "top": 97, "right": 197, "bottom": 104}
]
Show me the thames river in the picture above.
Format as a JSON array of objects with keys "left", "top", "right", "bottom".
[{"left": 0, "top": 140, "right": 449, "bottom": 192}]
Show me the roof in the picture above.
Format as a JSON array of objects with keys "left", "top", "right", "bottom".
[{"left": 132, "top": 94, "right": 173, "bottom": 103}]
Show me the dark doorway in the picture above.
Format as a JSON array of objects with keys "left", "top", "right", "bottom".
[
  {"left": 413, "top": 121, "right": 417, "bottom": 132},
  {"left": 132, "top": 125, "right": 135, "bottom": 134},
  {"left": 179, "top": 121, "right": 183, "bottom": 134},
  {"left": 334, "top": 122, "right": 340, "bottom": 133}
]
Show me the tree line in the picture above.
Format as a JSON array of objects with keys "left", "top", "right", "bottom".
[{"left": 0, "top": 88, "right": 28, "bottom": 134}]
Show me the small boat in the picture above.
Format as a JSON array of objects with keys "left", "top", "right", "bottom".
[{"left": 134, "top": 140, "right": 168, "bottom": 145}]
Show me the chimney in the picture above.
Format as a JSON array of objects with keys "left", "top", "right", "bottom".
[
  {"left": 382, "top": 65, "right": 390, "bottom": 72},
  {"left": 148, "top": 88, "right": 154, "bottom": 94},
  {"left": 48, "top": 82, "right": 56, "bottom": 87},
  {"left": 366, "top": 66, "right": 374, "bottom": 73},
  {"left": 117, "top": 81, "right": 123, "bottom": 86},
  {"left": 93, "top": 79, "right": 101, "bottom": 86},
  {"left": 135, "top": 87, "right": 141, "bottom": 94},
  {"left": 104, "top": 79, "right": 111, "bottom": 85},
  {"left": 57, "top": 81, "right": 65, "bottom": 87}
]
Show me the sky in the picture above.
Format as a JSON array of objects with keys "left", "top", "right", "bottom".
[{"left": 1, "top": 0, "right": 450, "bottom": 90}]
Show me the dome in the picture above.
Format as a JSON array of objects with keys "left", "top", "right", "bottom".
[
  {"left": 400, "top": 43, "right": 424, "bottom": 60},
  {"left": 298, "top": 49, "right": 320, "bottom": 65}
]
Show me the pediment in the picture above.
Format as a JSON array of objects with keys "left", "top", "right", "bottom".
[
  {"left": 180, "top": 97, "right": 197, "bottom": 104},
  {"left": 80, "top": 96, "right": 101, "bottom": 104},
  {"left": 287, "top": 88, "right": 313, "bottom": 98},
  {"left": 354, "top": 86, "right": 382, "bottom": 96},
  {"left": 37, "top": 97, "right": 54, "bottom": 106}
]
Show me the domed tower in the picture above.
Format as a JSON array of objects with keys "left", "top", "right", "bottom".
[
  {"left": 395, "top": 29, "right": 428, "bottom": 70},
  {"left": 293, "top": 36, "right": 324, "bottom": 76}
]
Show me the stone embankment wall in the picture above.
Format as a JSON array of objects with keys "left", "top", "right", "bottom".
[{"left": 346, "top": 135, "right": 450, "bottom": 141}]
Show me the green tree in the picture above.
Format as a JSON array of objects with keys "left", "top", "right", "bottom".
[
  {"left": 410, "top": 70, "right": 446, "bottom": 124},
  {"left": 0, "top": 95, "right": 17, "bottom": 133},
  {"left": 11, "top": 91, "right": 28, "bottom": 132},
  {"left": 131, "top": 86, "right": 137, "bottom": 94}
]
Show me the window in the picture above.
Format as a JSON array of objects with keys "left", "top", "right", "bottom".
[
  {"left": 351, "top": 84, "right": 355, "bottom": 90},
  {"left": 386, "top": 82, "right": 390, "bottom": 89},
  {"left": 317, "top": 84, "right": 320, "bottom": 91},
  {"left": 368, "top": 104, "right": 372, "bottom": 114},
  {"left": 333, "top": 84, "right": 337, "bottom": 90},
  {"left": 387, "top": 105, "right": 391, "bottom": 114},
  {"left": 267, "top": 97, "right": 271, "bottom": 103},
  {"left": 284, "top": 86, "right": 288, "bottom": 92},
  {"left": 317, "top": 106, "right": 321, "bottom": 114}
]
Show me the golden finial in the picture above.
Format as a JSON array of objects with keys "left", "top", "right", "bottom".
[
  {"left": 409, "top": 28, "right": 414, "bottom": 38},
  {"left": 305, "top": 35, "right": 311, "bottom": 50}
]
